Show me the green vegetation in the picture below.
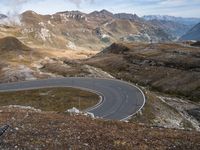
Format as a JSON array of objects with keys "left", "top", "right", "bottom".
[{"left": 0, "top": 87, "right": 99, "bottom": 112}]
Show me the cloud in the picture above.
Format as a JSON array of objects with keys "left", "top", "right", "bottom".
[
  {"left": 3, "top": 0, "right": 30, "bottom": 12},
  {"left": 66, "top": 0, "right": 94, "bottom": 7},
  {"left": 4, "top": 0, "right": 29, "bottom": 7},
  {"left": 132, "top": 0, "right": 187, "bottom": 5},
  {"left": 0, "top": 0, "right": 30, "bottom": 25},
  {"left": 1, "top": 0, "right": 200, "bottom": 18},
  {"left": 12, "top": 0, "right": 29, "bottom": 5}
]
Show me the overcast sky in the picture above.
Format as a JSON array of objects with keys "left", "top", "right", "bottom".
[{"left": 0, "top": 0, "right": 200, "bottom": 18}]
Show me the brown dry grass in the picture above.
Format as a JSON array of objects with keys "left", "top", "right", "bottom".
[
  {"left": 86, "top": 42, "right": 200, "bottom": 102},
  {"left": 0, "top": 108, "right": 199, "bottom": 149},
  {"left": 0, "top": 87, "right": 99, "bottom": 111}
]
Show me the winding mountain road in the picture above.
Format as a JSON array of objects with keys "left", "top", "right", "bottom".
[{"left": 0, "top": 78, "right": 145, "bottom": 121}]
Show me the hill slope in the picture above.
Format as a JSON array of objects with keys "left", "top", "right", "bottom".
[
  {"left": 86, "top": 42, "right": 200, "bottom": 102},
  {"left": 180, "top": 23, "right": 200, "bottom": 41},
  {"left": 0, "top": 107, "right": 200, "bottom": 149},
  {"left": 0, "top": 36, "right": 31, "bottom": 51}
]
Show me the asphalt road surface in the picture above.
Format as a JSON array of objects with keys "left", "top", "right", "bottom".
[{"left": 0, "top": 78, "right": 145, "bottom": 121}]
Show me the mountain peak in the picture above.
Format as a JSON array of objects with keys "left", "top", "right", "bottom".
[
  {"left": 56, "top": 10, "right": 87, "bottom": 21},
  {"left": 0, "top": 14, "right": 7, "bottom": 19},
  {"left": 180, "top": 22, "right": 200, "bottom": 41},
  {"left": 22, "top": 10, "right": 38, "bottom": 16},
  {"left": 57, "top": 10, "right": 85, "bottom": 15},
  {"left": 89, "top": 9, "right": 113, "bottom": 17},
  {"left": 100, "top": 9, "right": 113, "bottom": 14},
  {"left": 114, "top": 13, "right": 140, "bottom": 21}
]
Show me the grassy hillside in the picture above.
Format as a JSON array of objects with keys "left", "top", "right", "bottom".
[
  {"left": 86, "top": 42, "right": 200, "bottom": 102},
  {"left": 0, "top": 87, "right": 99, "bottom": 111},
  {"left": 0, "top": 36, "right": 31, "bottom": 51}
]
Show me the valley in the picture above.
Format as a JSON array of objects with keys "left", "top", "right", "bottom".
[{"left": 0, "top": 6, "right": 200, "bottom": 149}]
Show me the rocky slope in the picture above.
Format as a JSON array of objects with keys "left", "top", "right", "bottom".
[
  {"left": 1, "top": 11, "right": 200, "bottom": 49},
  {"left": 0, "top": 37, "right": 38, "bottom": 83},
  {"left": 0, "top": 35, "right": 105, "bottom": 83},
  {"left": 0, "top": 10, "right": 173, "bottom": 52},
  {"left": 180, "top": 22, "right": 200, "bottom": 41}
]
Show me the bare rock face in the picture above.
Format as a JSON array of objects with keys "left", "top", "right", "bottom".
[
  {"left": 187, "top": 108, "right": 200, "bottom": 122},
  {"left": 56, "top": 11, "right": 87, "bottom": 21}
]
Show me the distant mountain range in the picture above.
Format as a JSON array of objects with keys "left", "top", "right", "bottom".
[
  {"left": 0, "top": 10, "right": 173, "bottom": 50},
  {"left": 0, "top": 14, "right": 7, "bottom": 19},
  {"left": 0, "top": 10, "right": 199, "bottom": 50},
  {"left": 180, "top": 23, "right": 200, "bottom": 41},
  {"left": 114, "top": 13, "right": 141, "bottom": 21},
  {"left": 143, "top": 15, "right": 200, "bottom": 26},
  {"left": 143, "top": 15, "right": 200, "bottom": 39},
  {"left": 88, "top": 10, "right": 141, "bottom": 21},
  {"left": 146, "top": 19, "right": 190, "bottom": 38}
]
